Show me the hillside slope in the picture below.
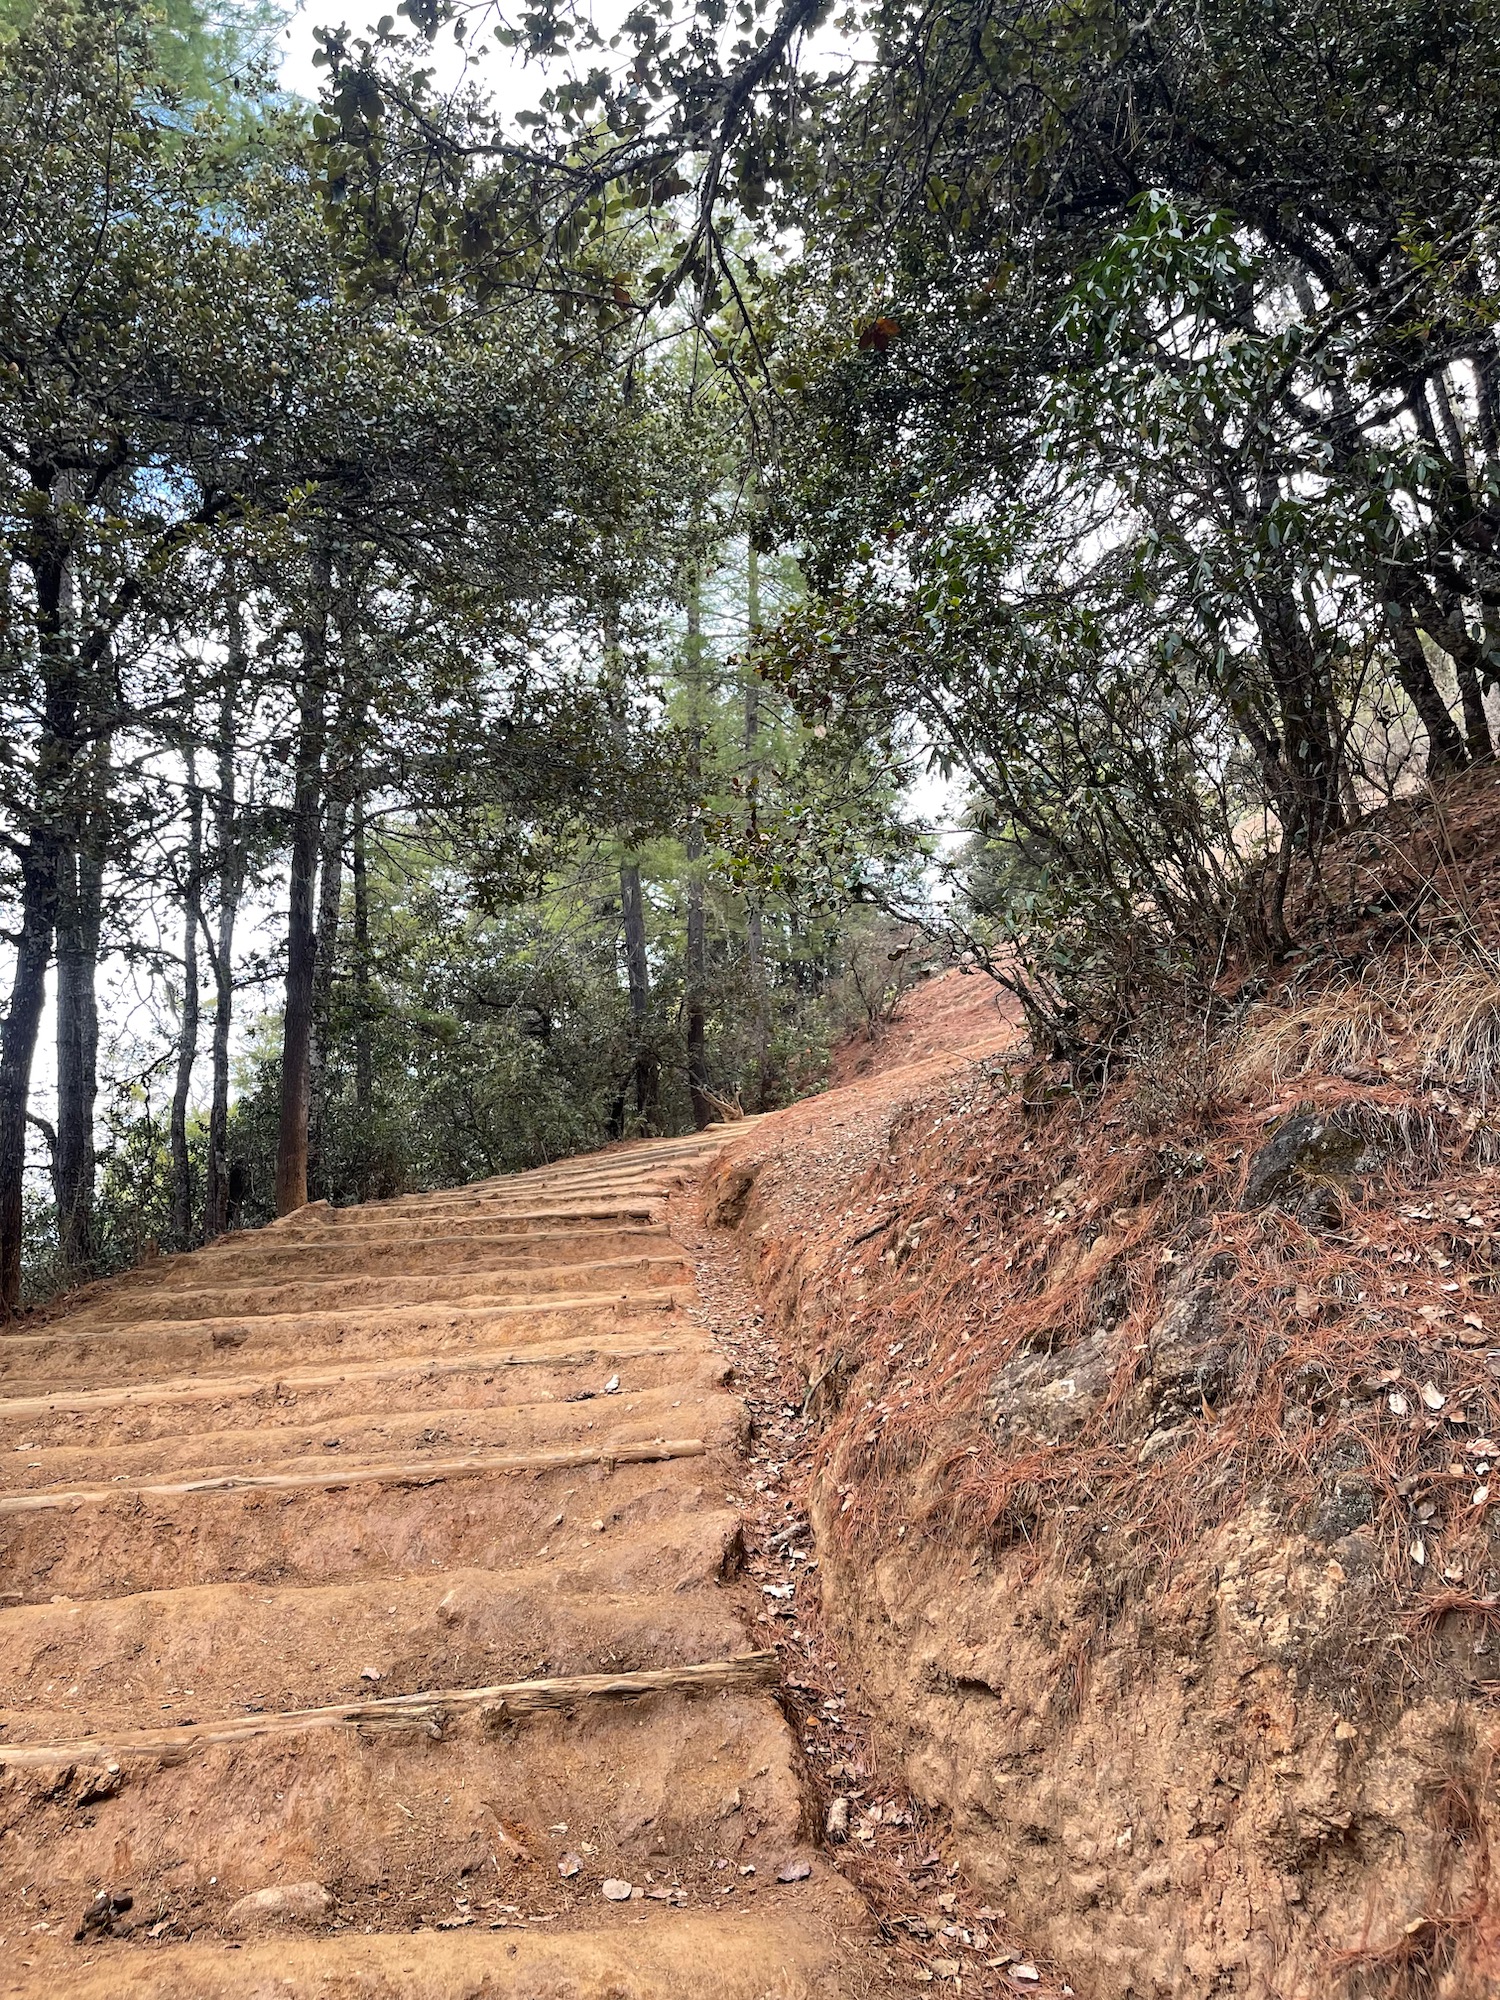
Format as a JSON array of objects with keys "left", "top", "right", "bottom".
[{"left": 702, "top": 788, "right": 1500, "bottom": 2000}]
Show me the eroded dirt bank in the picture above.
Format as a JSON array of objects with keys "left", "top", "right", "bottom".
[{"left": 701, "top": 947, "right": 1500, "bottom": 2000}]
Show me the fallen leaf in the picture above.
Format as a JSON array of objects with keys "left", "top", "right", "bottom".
[
  {"left": 1422, "top": 1382, "right": 1448, "bottom": 1411},
  {"left": 558, "top": 1854, "right": 581, "bottom": 1878},
  {"left": 1474, "top": 1486, "right": 1491, "bottom": 1508},
  {"left": 1388, "top": 1392, "right": 1410, "bottom": 1416},
  {"left": 1411, "top": 1537, "right": 1428, "bottom": 1566}
]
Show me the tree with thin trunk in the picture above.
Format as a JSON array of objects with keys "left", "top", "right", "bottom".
[
  {"left": 54, "top": 727, "right": 109, "bottom": 1278},
  {"left": 683, "top": 553, "right": 712, "bottom": 1130},
  {"left": 169, "top": 749, "right": 204, "bottom": 1249},
  {"left": 202, "top": 595, "right": 245, "bottom": 1242},
  {"left": 275, "top": 539, "right": 334, "bottom": 1218},
  {"left": 742, "top": 537, "right": 771, "bottom": 1111}
]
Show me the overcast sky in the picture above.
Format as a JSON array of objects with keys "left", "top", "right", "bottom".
[{"left": 275, "top": 1, "right": 604, "bottom": 111}]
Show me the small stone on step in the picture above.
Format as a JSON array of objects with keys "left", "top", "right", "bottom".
[
  {"left": 601, "top": 1879, "right": 633, "bottom": 1901},
  {"left": 776, "top": 1859, "right": 812, "bottom": 1883}
]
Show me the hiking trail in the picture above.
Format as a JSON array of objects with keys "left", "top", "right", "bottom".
[{"left": 0, "top": 1125, "right": 884, "bottom": 1998}]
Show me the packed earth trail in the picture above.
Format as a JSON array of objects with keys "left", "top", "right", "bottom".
[{"left": 0, "top": 1125, "right": 893, "bottom": 1999}]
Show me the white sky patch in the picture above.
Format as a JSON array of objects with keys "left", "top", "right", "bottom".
[{"left": 277, "top": 1, "right": 625, "bottom": 107}]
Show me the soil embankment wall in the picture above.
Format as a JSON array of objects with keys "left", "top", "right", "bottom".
[{"left": 707, "top": 969, "right": 1500, "bottom": 1999}]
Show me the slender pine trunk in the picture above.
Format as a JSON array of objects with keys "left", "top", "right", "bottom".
[
  {"left": 605, "top": 606, "right": 658, "bottom": 1131},
  {"left": 743, "top": 539, "right": 770, "bottom": 1111},
  {"left": 275, "top": 545, "right": 332, "bottom": 1217},
  {"left": 307, "top": 792, "right": 346, "bottom": 1199},
  {"left": 351, "top": 789, "right": 373, "bottom": 1146},
  {"left": 169, "top": 752, "right": 203, "bottom": 1249},
  {"left": 683, "top": 557, "right": 711, "bottom": 1129},
  {"left": 0, "top": 845, "right": 57, "bottom": 1314},
  {"left": 54, "top": 737, "right": 107, "bottom": 1277},
  {"left": 620, "top": 858, "right": 657, "bottom": 1128},
  {"left": 2, "top": 474, "right": 78, "bottom": 1314},
  {"left": 203, "top": 597, "right": 243, "bottom": 1242}
]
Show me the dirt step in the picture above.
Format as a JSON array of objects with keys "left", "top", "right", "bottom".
[
  {"left": 243, "top": 1203, "right": 658, "bottom": 1238},
  {"left": 62, "top": 1256, "right": 693, "bottom": 1326},
  {"left": 0, "top": 1436, "right": 713, "bottom": 1519},
  {"left": 0, "top": 1343, "right": 717, "bottom": 1450},
  {"left": 0, "top": 1691, "right": 807, "bottom": 1927},
  {"left": 0, "top": 1569, "right": 751, "bottom": 1737},
  {"left": 0, "top": 1384, "right": 734, "bottom": 1491},
  {"left": 0, "top": 1297, "right": 688, "bottom": 1381},
  {"left": 0, "top": 1122, "right": 895, "bottom": 2000},
  {"left": 132, "top": 1227, "right": 677, "bottom": 1285},
  {"left": 0, "top": 1465, "right": 739, "bottom": 1602},
  {"left": 28, "top": 1904, "right": 859, "bottom": 2000}
]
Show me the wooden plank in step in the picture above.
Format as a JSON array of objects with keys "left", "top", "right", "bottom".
[
  {"left": 0, "top": 1436, "right": 707, "bottom": 1513},
  {"left": 0, "top": 1651, "right": 780, "bottom": 1766}
]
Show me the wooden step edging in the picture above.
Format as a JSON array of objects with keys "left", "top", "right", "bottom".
[
  {"left": 0, "top": 1437, "right": 708, "bottom": 1514},
  {"left": 0, "top": 1341, "right": 691, "bottom": 1421},
  {"left": 0, "top": 1652, "right": 781, "bottom": 1769},
  {"left": 0, "top": 1287, "right": 692, "bottom": 1353}
]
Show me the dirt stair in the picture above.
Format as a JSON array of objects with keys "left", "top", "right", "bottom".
[{"left": 0, "top": 1126, "right": 874, "bottom": 1998}]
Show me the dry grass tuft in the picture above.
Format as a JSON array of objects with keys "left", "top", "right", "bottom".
[
  {"left": 1411, "top": 962, "right": 1500, "bottom": 1109},
  {"left": 1223, "top": 990, "right": 1396, "bottom": 1095}
]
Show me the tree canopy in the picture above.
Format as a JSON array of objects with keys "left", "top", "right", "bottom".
[{"left": 2, "top": 0, "right": 1498, "bottom": 1301}]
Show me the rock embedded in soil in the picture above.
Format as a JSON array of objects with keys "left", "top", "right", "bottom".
[
  {"left": 1240, "top": 1111, "right": 1363, "bottom": 1210},
  {"left": 225, "top": 1882, "right": 332, "bottom": 1928}
]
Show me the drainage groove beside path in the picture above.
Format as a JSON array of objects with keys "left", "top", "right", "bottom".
[{"left": 0, "top": 1125, "right": 884, "bottom": 2000}]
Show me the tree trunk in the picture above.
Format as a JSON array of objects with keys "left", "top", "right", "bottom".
[
  {"left": 2, "top": 474, "right": 80, "bottom": 1314},
  {"left": 351, "top": 789, "right": 373, "bottom": 1135},
  {"left": 683, "top": 560, "right": 711, "bottom": 1130},
  {"left": 308, "top": 659, "right": 368, "bottom": 1198},
  {"left": 603, "top": 605, "right": 658, "bottom": 1132},
  {"left": 307, "top": 789, "right": 347, "bottom": 1200},
  {"left": 203, "top": 596, "right": 244, "bottom": 1243},
  {"left": 0, "top": 845, "right": 58, "bottom": 1315},
  {"left": 275, "top": 547, "right": 332, "bottom": 1218},
  {"left": 619, "top": 858, "right": 658, "bottom": 1128},
  {"left": 743, "top": 539, "right": 771, "bottom": 1111},
  {"left": 1383, "top": 594, "right": 1470, "bottom": 777},
  {"left": 169, "top": 753, "right": 203, "bottom": 1249},
  {"left": 54, "top": 737, "right": 107, "bottom": 1278}
]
